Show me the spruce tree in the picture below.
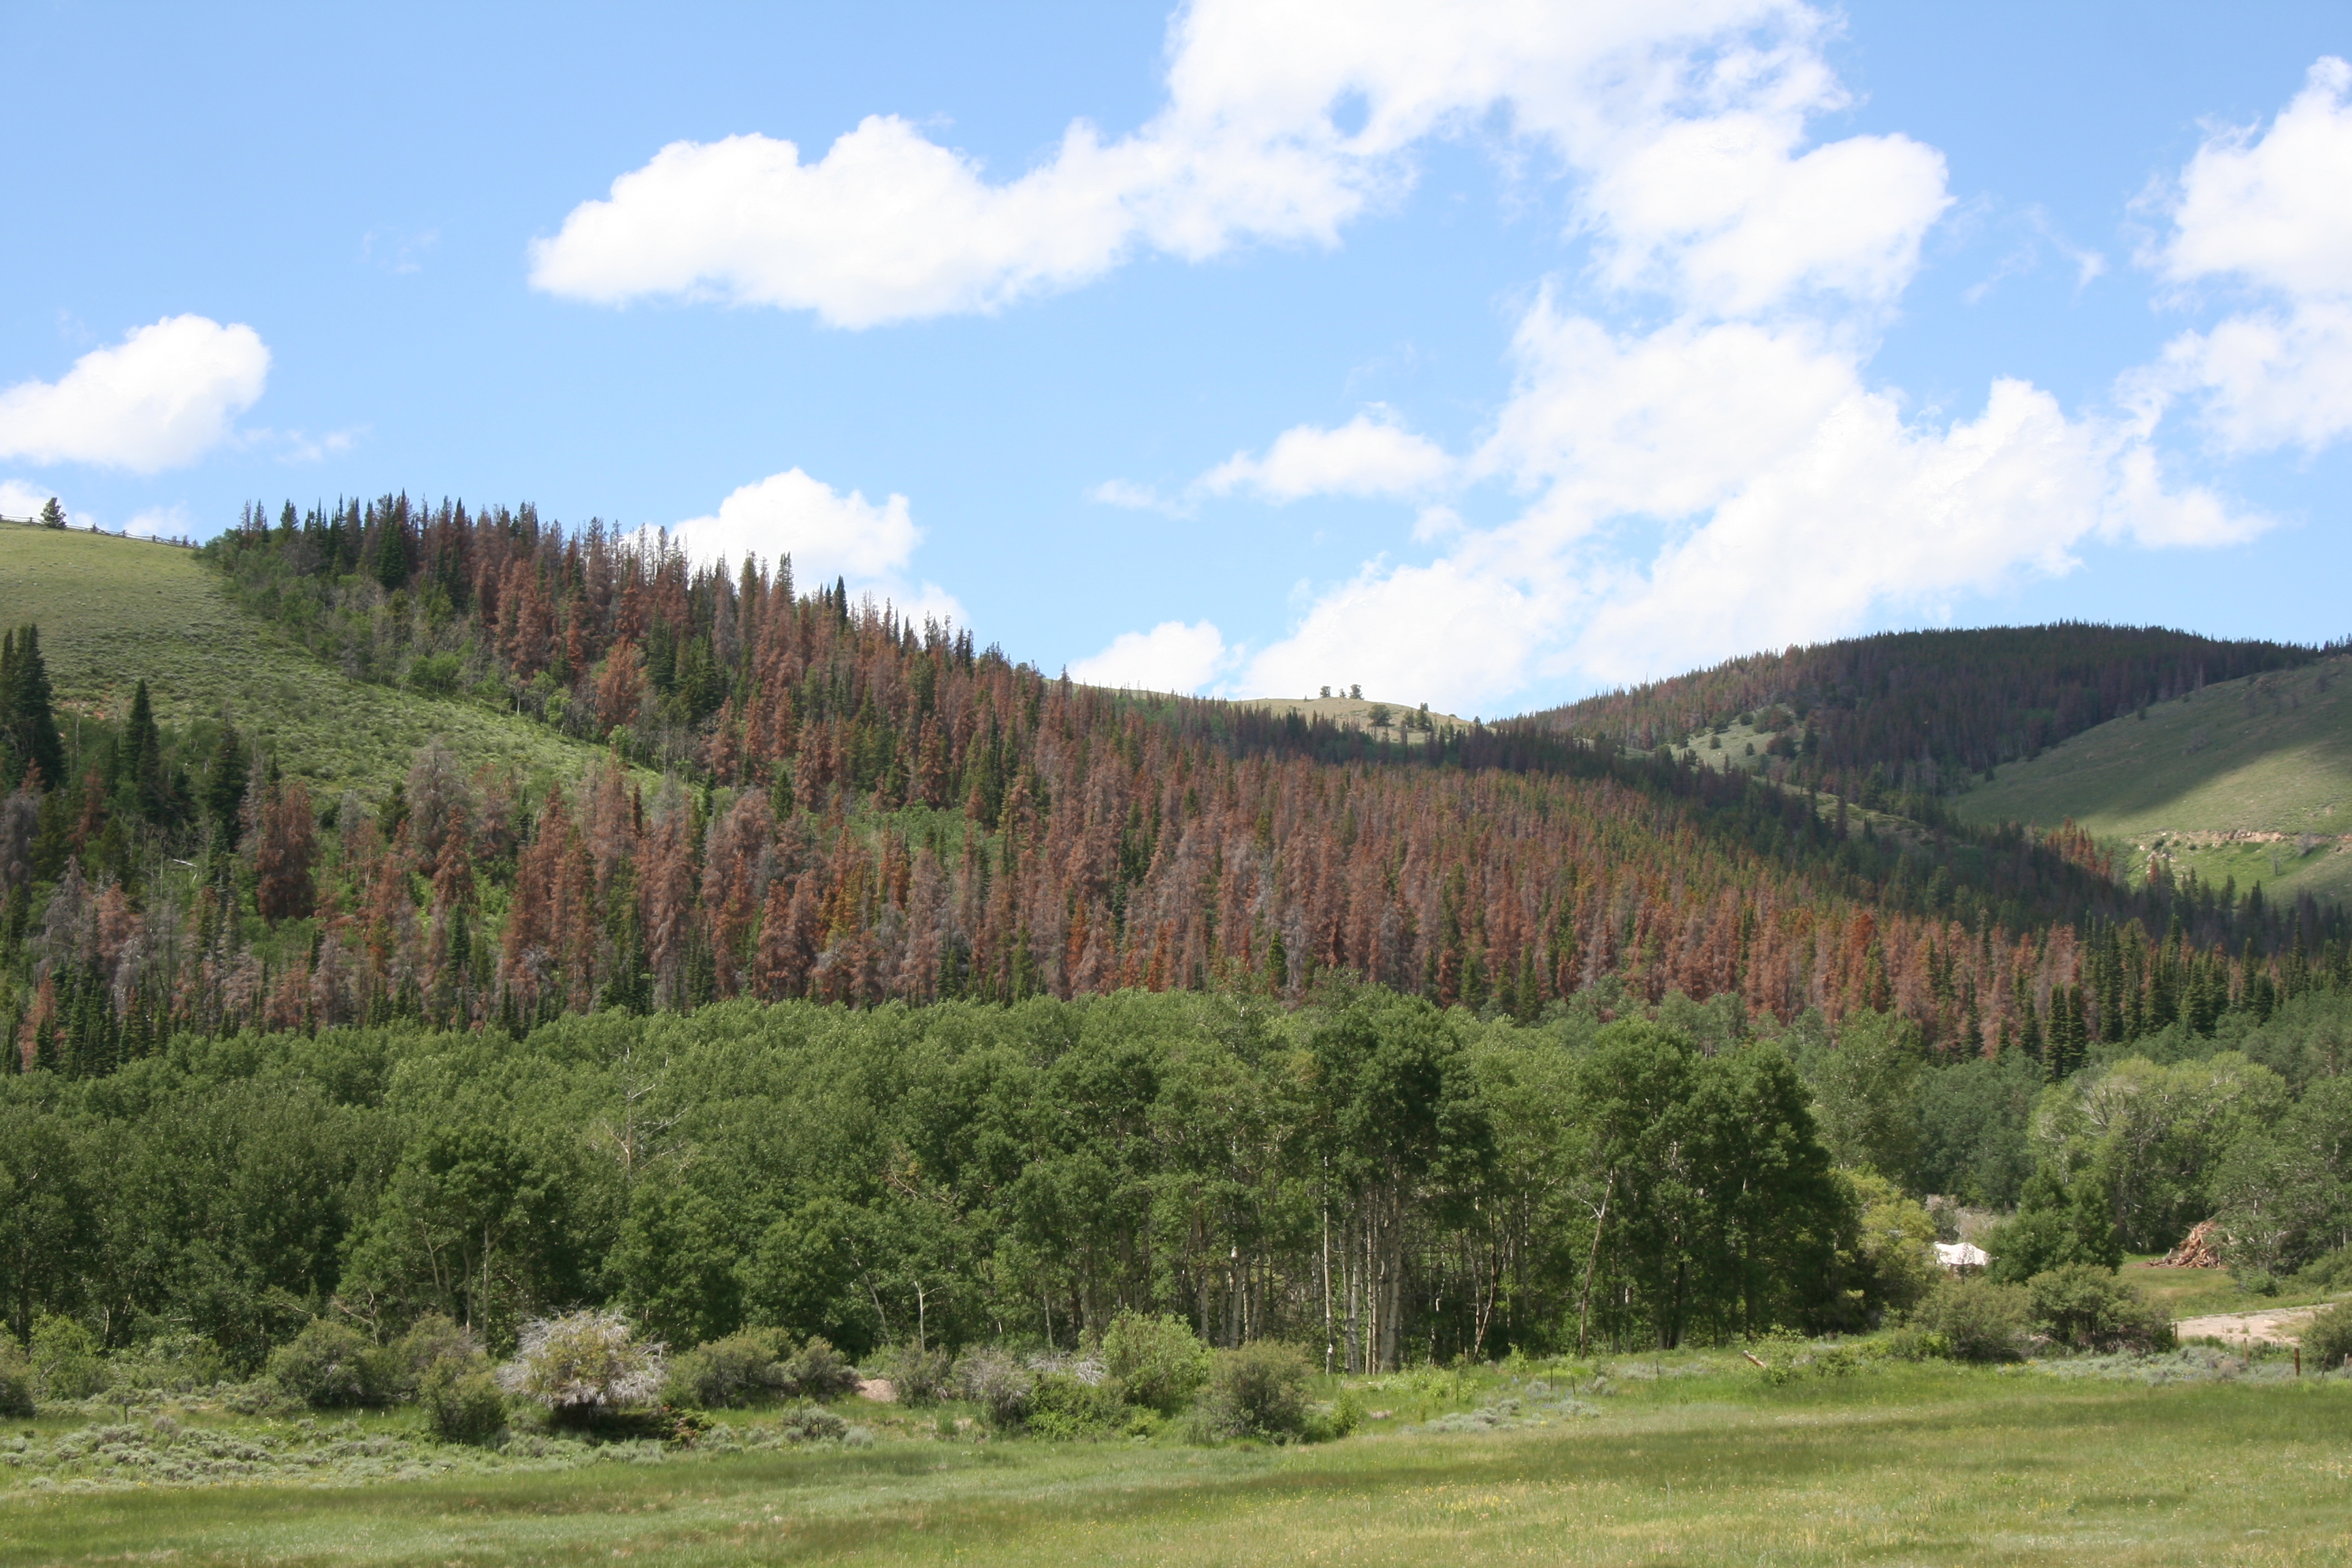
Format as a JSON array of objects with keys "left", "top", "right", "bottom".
[
  {"left": 37, "top": 497, "right": 64, "bottom": 529},
  {"left": 1, "top": 625, "right": 67, "bottom": 794},
  {"left": 112, "top": 679, "right": 164, "bottom": 822},
  {"left": 202, "top": 721, "right": 250, "bottom": 847}
]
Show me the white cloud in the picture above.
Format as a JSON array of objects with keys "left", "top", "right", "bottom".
[
  {"left": 2153, "top": 58, "right": 2352, "bottom": 453},
  {"left": 0, "top": 478, "right": 58, "bottom": 519},
  {"left": 1087, "top": 478, "right": 1191, "bottom": 515},
  {"left": 1200, "top": 411, "right": 1453, "bottom": 500},
  {"left": 1241, "top": 302, "right": 2267, "bottom": 709},
  {"left": 0, "top": 316, "right": 269, "bottom": 472},
  {"left": 1068, "top": 619, "right": 1235, "bottom": 693},
  {"left": 666, "top": 468, "right": 964, "bottom": 627},
  {"left": 673, "top": 467, "right": 919, "bottom": 582},
  {"left": 121, "top": 504, "right": 190, "bottom": 540},
  {"left": 1586, "top": 107, "right": 1948, "bottom": 314},
  {"left": 532, "top": 0, "right": 1921, "bottom": 327}
]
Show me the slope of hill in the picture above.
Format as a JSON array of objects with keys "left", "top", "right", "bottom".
[
  {"left": 1530, "top": 625, "right": 2321, "bottom": 796},
  {"left": 0, "top": 520, "right": 606, "bottom": 800},
  {"left": 1955, "top": 655, "right": 2352, "bottom": 907},
  {"left": 3, "top": 493, "right": 2342, "bottom": 1078}
]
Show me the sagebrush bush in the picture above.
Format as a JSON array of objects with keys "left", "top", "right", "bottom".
[
  {"left": 498, "top": 1311, "right": 666, "bottom": 1416},
  {"left": 1911, "top": 1276, "right": 2030, "bottom": 1362},
  {"left": 777, "top": 1400, "right": 849, "bottom": 1442},
  {"left": 0, "top": 1342, "right": 35, "bottom": 1417},
  {"left": 669, "top": 1329, "right": 785, "bottom": 1409},
  {"left": 874, "top": 1343, "right": 955, "bottom": 1406},
  {"left": 1190, "top": 1341, "right": 1313, "bottom": 1441},
  {"left": 2025, "top": 1265, "right": 2173, "bottom": 1353},
  {"left": 778, "top": 1335, "right": 860, "bottom": 1400},
  {"left": 955, "top": 1348, "right": 1034, "bottom": 1431},
  {"left": 1102, "top": 1311, "right": 1210, "bottom": 1414},
  {"left": 270, "top": 1318, "right": 390, "bottom": 1408},
  {"left": 2300, "top": 1304, "right": 2352, "bottom": 1371}
]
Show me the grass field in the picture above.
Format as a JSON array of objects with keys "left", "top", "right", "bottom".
[
  {"left": 0, "top": 521, "right": 608, "bottom": 802},
  {"left": 1955, "top": 655, "right": 2352, "bottom": 906},
  {"left": 5, "top": 1357, "right": 2351, "bottom": 1565}
]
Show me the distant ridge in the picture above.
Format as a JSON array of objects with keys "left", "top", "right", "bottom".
[{"left": 1531, "top": 624, "right": 2325, "bottom": 796}]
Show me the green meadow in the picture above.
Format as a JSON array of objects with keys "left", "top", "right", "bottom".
[
  {"left": 6, "top": 1356, "right": 2351, "bottom": 1567},
  {"left": 1956, "top": 655, "right": 2352, "bottom": 906},
  {"left": 0, "top": 521, "right": 606, "bottom": 802}
]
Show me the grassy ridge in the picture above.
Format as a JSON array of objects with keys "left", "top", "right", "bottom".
[
  {"left": 5, "top": 1367, "right": 2351, "bottom": 1565},
  {"left": 1957, "top": 655, "right": 2352, "bottom": 906},
  {"left": 0, "top": 521, "right": 608, "bottom": 801}
]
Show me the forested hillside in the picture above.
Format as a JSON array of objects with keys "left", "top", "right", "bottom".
[
  {"left": 5, "top": 495, "right": 2352, "bottom": 1381},
  {"left": 1533, "top": 625, "right": 2321, "bottom": 800},
  {"left": 0, "top": 495, "right": 2330, "bottom": 1077}
]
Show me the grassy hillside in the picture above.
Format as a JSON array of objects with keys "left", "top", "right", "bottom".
[
  {"left": 0, "top": 520, "right": 607, "bottom": 801},
  {"left": 1957, "top": 654, "right": 2352, "bottom": 906}
]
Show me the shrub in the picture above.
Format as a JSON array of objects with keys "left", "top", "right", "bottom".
[
  {"left": 269, "top": 1318, "right": 391, "bottom": 1408},
  {"left": 421, "top": 1362, "right": 508, "bottom": 1444},
  {"left": 1190, "top": 1341, "right": 1313, "bottom": 1441},
  {"left": 777, "top": 1400, "right": 849, "bottom": 1443},
  {"left": 497, "top": 1311, "right": 666, "bottom": 1417},
  {"left": 0, "top": 1342, "right": 34, "bottom": 1418},
  {"left": 1102, "top": 1311, "right": 1211, "bottom": 1414},
  {"left": 29, "top": 1316, "right": 107, "bottom": 1401},
  {"left": 954, "top": 1348, "right": 1034, "bottom": 1431},
  {"left": 874, "top": 1343, "right": 955, "bottom": 1406},
  {"left": 777, "top": 1335, "right": 861, "bottom": 1400},
  {"left": 2302, "top": 1304, "right": 2352, "bottom": 1371},
  {"left": 1910, "top": 1276, "right": 2030, "bottom": 1362},
  {"left": 1027, "top": 1372, "right": 1128, "bottom": 1439},
  {"left": 389, "top": 1314, "right": 486, "bottom": 1400},
  {"left": 2025, "top": 1265, "right": 2174, "bottom": 1353},
  {"left": 109, "top": 1333, "right": 227, "bottom": 1396},
  {"left": 1883, "top": 1327, "right": 1953, "bottom": 1361},
  {"left": 2296, "top": 1247, "right": 2352, "bottom": 1289},
  {"left": 669, "top": 1329, "right": 786, "bottom": 1409}
]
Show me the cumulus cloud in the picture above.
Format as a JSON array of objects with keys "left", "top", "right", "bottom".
[
  {"left": 1200, "top": 411, "right": 1453, "bottom": 500},
  {"left": 1586, "top": 103, "right": 1948, "bottom": 314},
  {"left": 121, "top": 504, "right": 191, "bottom": 540},
  {"left": 2153, "top": 58, "right": 2352, "bottom": 453},
  {"left": 1068, "top": 619, "right": 1235, "bottom": 693},
  {"left": 0, "top": 316, "right": 269, "bottom": 472},
  {"left": 534, "top": 0, "right": 1920, "bottom": 326},
  {"left": 0, "top": 478, "right": 58, "bottom": 519},
  {"left": 1240, "top": 299, "right": 2266, "bottom": 709},
  {"left": 668, "top": 468, "right": 964, "bottom": 625}
]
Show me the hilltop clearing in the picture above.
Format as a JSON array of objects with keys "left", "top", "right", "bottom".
[
  {"left": 0, "top": 521, "right": 607, "bottom": 802},
  {"left": 1232, "top": 692, "right": 1468, "bottom": 745},
  {"left": 1957, "top": 655, "right": 2352, "bottom": 906}
]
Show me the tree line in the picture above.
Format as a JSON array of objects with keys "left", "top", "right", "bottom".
[{"left": 0, "top": 988, "right": 1881, "bottom": 1371}]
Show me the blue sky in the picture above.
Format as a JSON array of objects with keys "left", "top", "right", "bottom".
[{"left": 2, "top": 1, "right": 2347, "bottom": 717}]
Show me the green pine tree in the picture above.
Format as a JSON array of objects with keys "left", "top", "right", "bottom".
[{"left": 1, "top": 625, "right": 67, "bottom": 794}]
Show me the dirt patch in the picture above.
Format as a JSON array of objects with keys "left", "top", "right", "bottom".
[{"left": 2172, "top": 1307, "right": 2321, "bottom": 1347}]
